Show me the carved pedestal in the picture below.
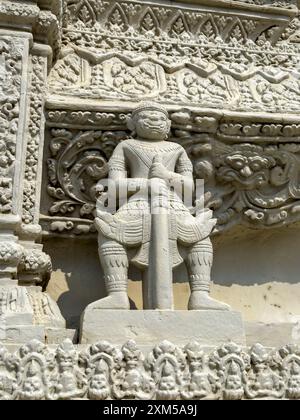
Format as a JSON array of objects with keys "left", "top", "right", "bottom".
[{"left": 80, "top": 309, "right": 246, "bottom": 349}]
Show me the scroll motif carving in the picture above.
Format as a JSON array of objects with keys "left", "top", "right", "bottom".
[
  {"left": 45, "top": 128, "right": 129, "bottom": 225},
  {"left": 43, "top": 108, "right": 300, "bottom": 234}
]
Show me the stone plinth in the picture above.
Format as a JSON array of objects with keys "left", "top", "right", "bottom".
[{"left": 80, "top": 308, "right": 246, "bottom": 347}]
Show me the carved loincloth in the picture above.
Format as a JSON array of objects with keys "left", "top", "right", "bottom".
[{"left": 96, "top": 195, "right": 210, "bottom": 269}]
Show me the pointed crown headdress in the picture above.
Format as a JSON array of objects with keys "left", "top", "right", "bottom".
[{"left": 131, "top": 102, "right": 169, "bottom": 119}]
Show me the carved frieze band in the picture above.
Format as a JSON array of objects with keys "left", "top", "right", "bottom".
[
  {"left": 41, "top": 107, "right": 300, "bottom": 234},
  {"left": 0, "top": 339, "right": 299, "bottom": 400},
  {"left": 46, "top": 0, "right": 300, "bottom": 113}
]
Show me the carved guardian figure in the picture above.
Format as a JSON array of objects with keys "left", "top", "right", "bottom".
[{"left": 95, "top": 102, "right": 229, "bottom": 311}]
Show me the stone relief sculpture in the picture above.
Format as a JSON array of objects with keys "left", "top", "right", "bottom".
[
  {"left": 94, "top": 102, "right": 229, "bottom": 311},
  {"left": 0, "top": 338, "right": 298, "bottom": 400}
]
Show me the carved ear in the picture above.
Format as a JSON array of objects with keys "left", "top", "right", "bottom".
[{"left": 127, "top": 116, "right": 135, "bottom": 132}]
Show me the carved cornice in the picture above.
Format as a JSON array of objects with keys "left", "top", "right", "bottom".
[
  {"left": 0, "top": 1, "right": 40, "bottom": 25},
  {"left": 172, "top": 0, "right": 298, "bottom": 15},
  {"left": 0, "top": 1, "right": 62, "bottom": 53},
  {"left": 0, "top": 339, "right": 299, "bottom": 400}
]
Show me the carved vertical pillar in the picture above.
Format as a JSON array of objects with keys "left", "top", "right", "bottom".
[
  {"left": 0, "top": 32, "right": 32, "bottom": 283},
  {"left": 18, "top": 44, "right": 52, "bottom": 288},
  {"left": 0, "top": 1, "right": 72, "bottom": 342}
]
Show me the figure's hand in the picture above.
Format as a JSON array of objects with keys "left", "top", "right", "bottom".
[{"left": 149, "top": 155, "right": 170, "bottom": 181}]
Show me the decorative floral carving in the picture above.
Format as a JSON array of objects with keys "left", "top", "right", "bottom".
[
  {"left": 277, "top": 345, "right": 300, "bottom": 399},
  {"left": 46, "top": 129, "right": 128, "bottom": 219},
  {"left": 0, "top": 37, "right": 23, "bottom": 214},
  {"left": 17, "top": 340, "right": 52, "bottom": 401},
  {"left": 18, "top": 249, "right": 52, "bottom": 288},
  {"left": 0, "top": 242, "right": 23, "bottom": 266},
  {"left": 103, "top": 59, "right": 166, "bottom": 97},
  {"left": 22, "top": 55, "right": 46, "bottom": 225},
  {"left": 0, "top": 346, "right": 18, "bottom": 400}
]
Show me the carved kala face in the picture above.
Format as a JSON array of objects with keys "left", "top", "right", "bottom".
[
  {"left": 216, "top": 152, "right": 274, "bottom": 190},
  {"left": 133, "top": 110, "right": 171, "bottom": 141}
]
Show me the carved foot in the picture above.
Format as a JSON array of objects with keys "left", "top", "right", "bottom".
[
  {"left": 90, "top": 292, "right": 130, "bottom": 310},
  {"left": 188, "top": 291, "right": 231, "bottom": 311}
]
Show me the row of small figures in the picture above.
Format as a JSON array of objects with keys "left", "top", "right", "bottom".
[{"left": 0, "top": 339, "right": 300, "bottom": 400}]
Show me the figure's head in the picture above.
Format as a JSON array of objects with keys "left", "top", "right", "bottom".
[{"left": 127, "top": 102, "right": 171, "bottom": 141}]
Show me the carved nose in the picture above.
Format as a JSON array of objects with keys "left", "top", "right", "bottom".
[{"left": 240, "top": 166, "right": 253, "bottom": 177}]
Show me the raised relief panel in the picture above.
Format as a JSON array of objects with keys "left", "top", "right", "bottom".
[
  {"left": 0, "top": 36, "right": 24, "bottom": 214},
  {"left": 54, "top": 0, "right": 297, "bottom": 108},
  {"left": 0, "top": 339, "right": 299, "bottom": 400},
  {"left": 102, "top": 59, "right": 166, "bottom": 99}
]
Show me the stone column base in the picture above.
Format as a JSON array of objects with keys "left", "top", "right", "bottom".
[
  {"left": 80, "top": 308, "right": 246, "bottom": 348},
  {"left": 0, "top": 285, "right": 76, "bottom": 344}
]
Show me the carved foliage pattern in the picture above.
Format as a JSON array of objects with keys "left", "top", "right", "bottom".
[
  {"left": 63, "top": 0, "right": 290, "bottom": 45},
  {"left": 60, "top": 0, "right": 300, "bottom": 64},
  {"left": 0, "top": 339, "right": 299, "bottom": 400},
  {"left": 0, "top": 37, "right": 23, "bottom": 214},
  {"left": 22, "top": 55, "right": 46, "bottom": 225},
  {"left": 46, "top": 125, "right": 129, "bottom": 229},
  {"left": 44, "top": 111, "right": 300, "bottom": 233},
  {"left": 48, "top": 51, "right": 300, "bottom": 112}
]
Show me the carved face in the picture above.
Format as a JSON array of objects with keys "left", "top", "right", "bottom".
[
  {"left": 88, "top": 374, "right": 110, "bottom": 400},
  {"left": 132, "top": 110, "right": 171, "bottom": 141},
  {"left": 216, "top": 152, "right": 274, "bottom": 190},
  {"left": 58, "top": 354, "right": 75, "bottom": 371},
  {"left": 125, "top": 354, "right": 139, "bottom": 369},
  {"left": 159, "top": 375, "right": 176, "bottom": 391},
  {"left": 21, "top": 376, "right": 44, "bottom": 400}
]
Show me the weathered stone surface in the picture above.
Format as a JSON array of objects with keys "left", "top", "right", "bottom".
[
  {"left": 245, "top": 321, "right": 300, "bottom": 348},
  {"left": 80, "top": 309, "right": 246, "bottom": 347},
  {"left": 0, "top": 0, "right": 300, "bottom": 401},
  {"left": 0, "top": 338, "right": 299, "bottom": 400}
]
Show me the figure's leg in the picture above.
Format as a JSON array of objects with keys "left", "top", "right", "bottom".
[
  {"left": 186, "top": 238, "right": 230, "bottom": 311},
  {"left": 96, "top": 237, "right": 130, "bottom": 309}
]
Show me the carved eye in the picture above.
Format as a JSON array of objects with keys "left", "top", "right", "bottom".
[
  {"left": 249, "top": 162, "right": 261, "bottom": 171},
  {"left": 230, "top": 159, "right": 244, "bottom": 170}
]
